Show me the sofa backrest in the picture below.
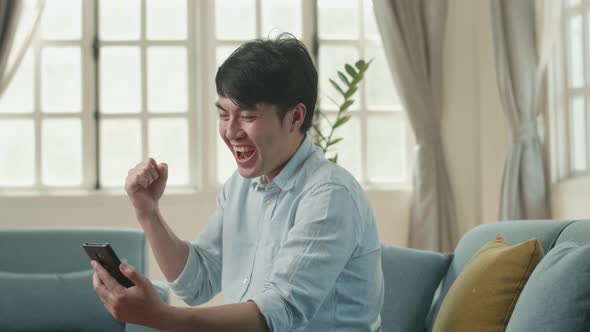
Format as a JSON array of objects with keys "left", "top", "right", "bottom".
[
  {"left": 425, "top": 219, "right": 584, "bottom": 332},
  {"left": 0, "top": 228, "right": 147, "bottom": 274},
  {"left": 554, "top": 220, "right": 590, "bottom": 246}
]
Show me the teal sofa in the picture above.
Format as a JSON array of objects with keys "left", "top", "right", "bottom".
[
  {"left": 0, "top": 228, "right": 169, "bottom": 332},
  {"left": 380, "top": 219, "right": 590, "bottom": 332}
]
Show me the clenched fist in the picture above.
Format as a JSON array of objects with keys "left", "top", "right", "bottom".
[{"left": 125, "top": 158, "right": 168, "bottom": 219}]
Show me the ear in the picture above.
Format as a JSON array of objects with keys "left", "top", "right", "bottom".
[{"left": 288, "top": 103, "right": 306, "bottom": 133}]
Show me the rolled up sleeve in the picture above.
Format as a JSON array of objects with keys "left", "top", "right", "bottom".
[
  {"left": 168, "top": 189, "right": 226, "bottom": 306},
  {"left": 249, "top": 183, "right": 362, "bottom": 332}
]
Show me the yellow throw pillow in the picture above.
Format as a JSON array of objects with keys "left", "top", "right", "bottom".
[{"left": 432, "top": 234, "right": 544, "bottom": 332}]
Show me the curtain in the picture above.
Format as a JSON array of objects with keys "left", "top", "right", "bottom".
[
  {"left": 491, "top": 0, "right": 561, "bottom": 220},
  {"left": 0, "top": 0, "right": 44, "bottom": 97},
  {"left": 373, "top": 0, "right": 458, "bottom": 252}
]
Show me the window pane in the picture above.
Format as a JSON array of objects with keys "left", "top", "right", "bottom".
[
  {"left": 318, "top": 0, "right": 358, "bottom": 39},
  {"left": 41, "top": 47, "right": 81, "bottom": 113},
  {"left": 364, "top": 0, "right": 379, "bottom": 40},
  {"left": 320, "top": 114, "right": 361, "bottom": 180},
  {"left": 367, "top": 114, "right": 405, "bottom": 181},
  {"left": 147, "top": 47, "right": 188, "bottom": 112},
  {"left": 568, "top": 15, "right": 584, "bottom": 88},
  {"left": 261, "top": 0, "right": 302, "bottom": 38},
  {"left": 0, "top": 120, "right": 35, "bottom": 186},
  {"left": 100, "top": 119, "right": 142, "bottom": 187},
  {"left": 100, "top": 0, "right": 140, "bottom": 40},
  {"left": 100, "top": 47, "right": 141, "bottom": 113},
  {"left": 217, "top": 133, "right": 235, "bottom": 183},
  {"left": 365, "top": 44, "right": 401, "bottom": 109},
  {"left": 42, "top": 119, "right": 82, "bottom": 185},
  {"left": 0, "top": 51, "right": 33, "bottom": 113},
  {"left": 571, "top": 97, "right": 587, "bottom": 173},
  {"left": 146, "top": 0, "right": 187, "bottom": 40},
  {"left": 215, "top": 0, "right": 256, "bottom": 40},
  {"left": 319, "top": 45, "right": 358, "bottom": 110},
  {"left": 568, "top": 0, "right": 582, "bottom": 7},
  {"left": 41, "top": 0, "right": 81, "bottom": 40},
  {"left": 148, "top": 118, "right": 189, "bottom": 186}
]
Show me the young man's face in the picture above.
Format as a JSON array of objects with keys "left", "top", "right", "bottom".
[{"left": 216, "top": 96, "right": 304, "bottom": 182}]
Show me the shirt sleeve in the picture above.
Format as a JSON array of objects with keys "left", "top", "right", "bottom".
[
  {"left": 249, "top": 183, "right": 363, "bottom": 332},
  {"left": 168, "top": 186, "right": 226, "bottom": 306}
]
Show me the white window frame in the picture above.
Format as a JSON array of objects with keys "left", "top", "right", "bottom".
[
  {"left": 549, "top": 0, "right": 590, "bottom": 187},
  {"left": 0, "top": 0, "right": 411, "bottom": 194},
  {"left": 316, "top": 0, "right": 413, "bottom": 189}
]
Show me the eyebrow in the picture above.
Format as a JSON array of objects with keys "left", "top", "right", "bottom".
[{"left": 214, "top": 102, "right": 256, "bottom": 113}]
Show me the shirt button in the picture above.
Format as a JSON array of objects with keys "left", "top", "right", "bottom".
[
  {"left": 243, "top": 278, "right": 249, "bottom": 285},
  {"left": 266, "top": 199, "right": 272, "bottom": 205}
]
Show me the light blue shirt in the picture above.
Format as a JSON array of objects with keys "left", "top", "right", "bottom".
[{"left": 169, "top": 134, "right": 384, "bottom": 331}]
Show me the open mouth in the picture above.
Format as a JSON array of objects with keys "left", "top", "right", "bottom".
[{"left": 233, "top": 145, "right": 256, "bottom": 164}]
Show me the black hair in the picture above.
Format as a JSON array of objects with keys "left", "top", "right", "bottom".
[{"left": 215, "top": 33, "right": 318, "bottom": 133}]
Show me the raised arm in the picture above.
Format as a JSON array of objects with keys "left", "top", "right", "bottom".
[{"left": 125, "top": 158, "right": 188, "bottom": 282}]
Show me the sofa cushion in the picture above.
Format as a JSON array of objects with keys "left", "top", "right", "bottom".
[
  {"left": 432, "top": 235, "right": 544, "bottom": 332},
  {"left": 506, "top": 241, "right": 590, "bottom": 331},
  {"left": 426, "top": 220, "right": 569, "bottom": 331},
  {"left": 0, "top": 269, "right": 124, "bottom": 332},
  {"left": 380, "top": 244, "right": 452, "bottom": 332}
]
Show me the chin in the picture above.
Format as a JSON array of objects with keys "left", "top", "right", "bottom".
[{"left": 237, "top": 167, "right": 261, "bottom": 179}]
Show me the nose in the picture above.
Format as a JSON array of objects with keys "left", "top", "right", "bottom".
[{"left": 223, "top": 117, "right": 246, "bottom": 141}]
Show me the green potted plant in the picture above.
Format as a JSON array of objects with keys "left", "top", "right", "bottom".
[{"left": 313, "top": 59, "right": 372, "bottom": 163}]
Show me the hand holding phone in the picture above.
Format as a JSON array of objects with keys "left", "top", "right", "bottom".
[{"left": 83, "top": 243, "right": 135, "bottom": 288}]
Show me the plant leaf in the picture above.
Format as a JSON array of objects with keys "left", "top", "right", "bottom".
[
  {"left": 329, "top": 79, "right": 345, "bottom": 96},
  {"left": 327, "top": 137, "right": 343, "bottom": 147},
  {"left": 355, "top": 60, "right": 366, "bottom": 71},
  {"left": 338, "top": 71, "right": 350, "bottom": 87},
  {"left": 344, "top": 86, "right": 358, "bottom": 99},
  {"left": 339, "top": 99, "right": 354, "bottom": 112},
  {"left": 345, "top": 64, "right": 358, "bottom": 77},
  {"left": 333, "top": 115, "right": 351, "bottom": 129}
]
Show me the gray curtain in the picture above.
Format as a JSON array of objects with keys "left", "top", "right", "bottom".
[
  {"left": 373, "top": 0, "right": 458, "bottom": 252},
  {"left": 0, "top": 0, "right": 44, "bottom": 97},
  {"left": 490, "top": 0, "right": 559, "bottom": 220}
]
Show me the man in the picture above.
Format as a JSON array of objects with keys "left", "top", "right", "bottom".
[{"left": 91, "top": 33, "right": 384, "bottom": 331}]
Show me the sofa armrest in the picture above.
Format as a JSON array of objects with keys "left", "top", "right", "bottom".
[{"left": 125, "top": 281, "right": 170, "bottom": 332}]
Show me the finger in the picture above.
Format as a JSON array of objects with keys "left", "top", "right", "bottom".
[
  {"left": 92, "top": 260, "right": 125, "bottom": 293},
  {"left": 119, "top": 263, "right": 146, "bottom": 288},
  {"left": 143, "top": 168, "right": 155, "bottom": 184},
  {"left": 156, "top": 163, "right": 168, "bottom": 183},
  {"left": 148, "top": 158, "right": 158, "bottom": 169},
  {"left": 133, "top": 173, "right": 149, "bottom": 189},
  {"left": 146, "top": 165, "right": 159, "bottom": 183},
  {"left": 94, "top": 282, "right": 112, "bottom": 304},
  {"left": 92, "top": 269, "right": 104, "bottom": 289}
]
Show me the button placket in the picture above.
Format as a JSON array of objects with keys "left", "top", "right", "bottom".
[{"left": 264, "top": 191, "right": 279, "bottom": 222}]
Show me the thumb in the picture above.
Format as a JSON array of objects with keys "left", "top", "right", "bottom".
[
  {"left": 156, "top": 163, "right": 168, "bottom": 183},
  {"left": 119, "top": 263, "right": 147, "bottom": 287}
]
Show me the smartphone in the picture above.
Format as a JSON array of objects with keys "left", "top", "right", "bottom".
[{"left": 83, "top": 243, "right": 135, "bottom": 288}]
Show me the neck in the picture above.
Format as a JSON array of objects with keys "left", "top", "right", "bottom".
[{"left": 264, "top": 134, "right": 305, "bottom": 183}]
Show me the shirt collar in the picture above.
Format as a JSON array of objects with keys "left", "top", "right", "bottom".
[{"left": 250, "top": 134, "right": 315, "bottom": 192}]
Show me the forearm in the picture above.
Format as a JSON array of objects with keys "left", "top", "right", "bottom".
[
  {"left": 161, "top": 301, "right": 269, "bottom": 332},
  {"left": 137, "top": 208, "right": 189, "bottom": 282}
]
